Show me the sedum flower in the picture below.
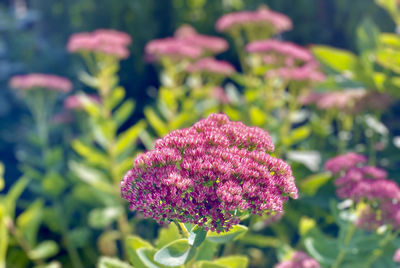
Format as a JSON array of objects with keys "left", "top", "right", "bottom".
[
  {"left": 394, "top": 249, "right": 400, "bottom": 263},
  {"left": 186, "top": 57, "right": 236, "bottom": 76},
  {"left": 9, "top": 73, "right": 72, "bottom": 93},
  {"left": 326, "top": 153, "right": 400, "bottom": 230},
  {"left": 175, "top": 25, "right": 229, "bottom": 54},
  {"left": 216, "top": 7, "right": 292, "bottom": 35},
  {"left": 121, "top": 114, "right": 297, "bottom": 232},
  {"left": 67, "top": 29, "right": 132, "bottom": 59},
  {"left": 64, "top": 94, "right": 101, "bottom": 110},
  {"left": 275, "top": 251, "right": 320, "bottom": 268},
  {"left": 145, "top": 37, "right": 203, "bottom": 61},
  {"left": 266, "top": 63, "right": 325, "bottom": 83},
  {"left": 324, "top": 152, "right": 367, "bottom": 174},
  {"left": 246, "top": 39, "right": 314, "bottom": 64}
]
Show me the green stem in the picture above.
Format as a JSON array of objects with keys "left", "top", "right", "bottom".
[
  {"left": 331, "top": 223, "right": 356, "bottom": 268},
  {"left": 365, "top": 229, "right": 400, "bottom": 267}
]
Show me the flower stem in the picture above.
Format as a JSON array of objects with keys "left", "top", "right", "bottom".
[{"left": 331, "top": 223, "right": 356, "bottom": 268}]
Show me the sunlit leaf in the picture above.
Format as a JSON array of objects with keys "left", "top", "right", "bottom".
[
  {"left": 206, "top": 225, "right": 248, "bottom": 244},
  {"left": 154, "top": 239, "right": 196, "bottom": 266}
]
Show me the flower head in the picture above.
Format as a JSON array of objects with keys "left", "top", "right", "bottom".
[
  {"left": 9, "top": 74, "right": 72, "bottom": 93},
  {"left": 275, "top": 251, "right": 320, "bottom": 268},
  {"left": 64, "top": 94, "right": 101, "bottom": 110},
  {"left": 216, "top": 7, "right": 292, "bottom": 35},
  {"left": 394, "top": 249, "right": 400, "bottom": 263},
  {"left": 246, "top": 40, "right": 314, "bottom": 64},
  {"left": 67, "top": 29, "right": 132, "bottom": 59},
  {"left": 187, "top": 57, "right": 236, "bottom": 75},
  {"left": 267, "top": 63, "right": 325, "bottom": 83},
  {"left": 175, "top": 25, "right": 229, "bottom": 54},
  {"left": 121, "top": 113, "right": 297, "bottom": 232},
  {"left": 145, "top": 37, "right": 203, "bottom": 61},
  {"left": 324, "top": 152, "right": 367, "bottom": 174}
]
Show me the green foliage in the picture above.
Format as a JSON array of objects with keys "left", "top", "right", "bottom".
[{"left": 207, "top": 225, "right": 248, "bottom": 244}]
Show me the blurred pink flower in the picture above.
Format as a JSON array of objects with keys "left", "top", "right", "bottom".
[
  {"left": 9, "top": 73, "right": 72, "bottom": 93},
  {"left": 266, "top": 63, "right": 325, "bottom": 83},
  {"left": 275, "top": 251, "right": 320, "bottom": 268},
  {"left": 216, "top": 7, "right": 292, "bottom": 34},
  {"left": 246, "top": 39, "right": 313, "bottom": 63},
  {"left": 64, "top": 94, "right": 101, "bottom": 110},
  {"left": 145, "top": 37, "right": 203, "bottom": 60},
  {"left": 67, "top": 29, "right": 132, "bottom": 59},
  {"left": 175, "top": 25, "right": 229, "bottom": 54},
  {"left": 212, "top": 86, "right": 230, "bottom": 104},
  {"left": 187, "top": 57, "right": 236, "bottom": 75},
  {"left": 324, "top": 152, "right": 367, "bottom": 174},
  {"left": 121, "top": 113, "right": 297, "bottom": 232},
  {"left": 394, "top": 249, "right": 400, "bottom": 263}
]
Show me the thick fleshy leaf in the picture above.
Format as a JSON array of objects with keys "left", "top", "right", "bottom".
[
  {"left": 115, "top": 120, "right": 146, "bottom": 156},
  {"left": 69, "top": 161, "right": 113, "bottom": 194},
  {"left": 214, "top": 256, "right": 249, "bottom": 268},
  {"left": 137, "top": 248, "right": 164, "bottom": 268},
  {"left": 0, "top": 163, "right": 4, "bottom": 191},
  {"left": 154, "top": 239, "right": 196, "bottom": 266},
  {"left": 300, "top": 172, "right": 332, "bottom": 196},
  {"left": 312, "top": 46, "right": 357, "bottom": 74},
  {"left": 144, "top": 107, "right": 168, "bottom": 136},
  {"left": 125, "top": 236, "right": 153, "bottom": 268},
  {"left": 97, "top": 256, "right": 133, "bottom": 268},
  {"left": 88, "top": 207, "right": 123, "bottom": 229},
  {"left": 206, "top": 225, "right": 248, "bottom": 244},
  {"left": 16, "top": 199, "right": 43, "bottom": 247},
  {"left": 188, "top": 226, "right": 207, "bottom": 248},
  {"left": 155, "top": 224, "right": 181, "bottom": 249},
  {"left": 114, "top": 100, "right": 135, "bottom": 127},
  {"left": 28, "top": 241, "right": 59, "bottom": 260},
  {"left": 195, "top": 240, "right": 218, "bottom": 261},
  {"left": 72, "top": 140, "right": 109, "bottom": 166}
]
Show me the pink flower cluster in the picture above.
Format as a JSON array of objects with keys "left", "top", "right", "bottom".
[
  {"left": 121, "top": 113, "right": 298, "bottom": 232},
  {"left": 9, "top": 74, "right": 72, "bottom": 93},
  {"left": 175, "top": 25, "right": 229, "bottom": 54},
  {"left": 246, "top": 40, "right": 313, "bottom": 63},
  {"left": 299, "top": 89, "right": 366, "bottom": 111},
  {"left": 216, "top": 7, "right": 292, "bottom": 34},
  {"left": 67, "top": 29, "right": 132, "bottom": 59},
  {"left": 394, "top": 249, "right": 400, "bottom": 263},
  {"left": 324, "top": 152, "right": 367, "bottom": 174},
  {"left": 64, "top": 94, "right": 101, "bottom": 110},
  {"left": 187, "top": 58, "right": 236, "bottom": 75},
  {"left": 267, "top": 63, "right": 325, "bottom": 83},
  {"left": 326, "top": 153, "right": 400, "bottom": 230},
  {"left": 275, "top": 251, "right": 320, "bottom": 268},
  {"left": 145, "top": 26, "right": 228, "bottom": 61}
]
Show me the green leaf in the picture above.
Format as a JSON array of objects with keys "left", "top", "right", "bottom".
[
  {"left": 155, "top": 223, "right": 182, "bottom": 249},
  {"left": 380, "top": 33, "right": 400, "bottom": 48},
  {"left": 282, "top": 126, "right": 311, "bottom": 146},
  {"left": 239, "top": 234, "right": 280, "bottom": 248},
  {"left": 107, "top": 87, "right": 125, "bottom": 110},
  {"left": 376, "top": 48, "right": 400, "bottom": 73},
  {"left": 137, "top": 248, "right": 164, "bottom": 268},
  {"left": 312, "top": 46, "right": 357, "bottom": 74},
  {"left": 97, "top": 256, "right": 133, "bottom": 268},
  {"left": 32, "top": 261, "right": 62, "bottom": 268},
  {"left": 125, "top": 236, "right": 153, "bottom": 268},
  {"left": 28, "top": 240, "right": 59, "bottom": 260},
  {"left": 88, "top": 206, "right": 123, "bottom": 229},
  {"left": 16, "top": 199, "right": 43, "bottom": 247},
  {"left": 195, "top": 240, "right": 218, "bottom": 261},
  {"left": 0, "top": 163, "right": 4, "bottom": 191},
  {"left": 4, "top": 177, "right": 29, "bottom": 219},
  {"left": 72, "top": 140, "right": 109, "bottom": 166},
  {"left": 0, "top": 211, "right": 8, "bottom": 268},
  {"left": 188, "top": 226, "right": 207, "bottom": 248},
  {"left": 69, "top": 161, "right": 113, "bottom": 194},
  {"left": 356, "top": 18, "right": 379, "bottom": 53},
  {"left": 115, "top": 120, "right": 146, "bottom": 156},
  {"left": 206, "top": 225, "right": 248, "bottom": 244},
  {"left": 41, "top": 172, "right": 67, "bottom": 196},
  {"left": 114, "top": 100, "right": 135, "bottom": 127},
  {"left": 194, "top": 261, "right": 226, "bottom": 268},
  {"left": 249, "top": 107, "right": 266, "bottom": 126},
  {"left": 154, "top": 239, "right": 196, "bottom": 266},
  {"left": 144, "top": 107, "right": 169, "bottom": 137},
  {"left": 300, "top": 172, "right": 332, "bottom": 196},
  {"left": 303, "top": 228, "right": 338, "bottom": 265},
  {"left": 214, "top": 256, "right": 249, "bottom": 268}
]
